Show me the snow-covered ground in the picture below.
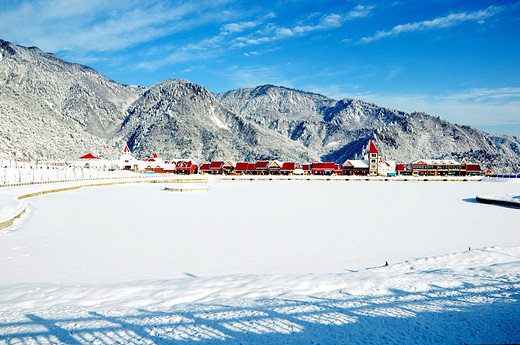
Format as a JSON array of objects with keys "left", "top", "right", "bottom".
[{"left": 1, "top": 177, "right": 520, "bottom": 344}]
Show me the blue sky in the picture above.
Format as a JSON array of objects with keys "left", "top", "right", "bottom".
[{"left": 1, "top": 0, "right": 519, "bottom": 136}]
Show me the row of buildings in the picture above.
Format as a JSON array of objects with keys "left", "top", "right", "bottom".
[{"left": 77, "top": 141, "right": 483, "bottom": 177}]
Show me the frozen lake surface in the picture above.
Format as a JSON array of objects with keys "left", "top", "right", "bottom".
[
  {"left": 1, "top": 180, "right": 519, "bottom": 284},
  {"left": 1, "top": 179, "right": 520, "bottom": 344}
]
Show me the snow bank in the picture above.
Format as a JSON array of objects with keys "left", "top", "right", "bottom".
[{"left": 0, "top": 247, "right": 519, "bottom": 344}]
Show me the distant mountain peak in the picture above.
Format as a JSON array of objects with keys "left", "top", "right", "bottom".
[{"left": 1, "top": 40, "right": 519, "bottom": 172}]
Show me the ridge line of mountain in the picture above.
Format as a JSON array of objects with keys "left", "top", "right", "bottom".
[{"left": 1, "top": 39, "right": 519, "bottom": 173}]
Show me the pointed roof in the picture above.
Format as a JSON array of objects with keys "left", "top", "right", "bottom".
[
  {"left": 369, "top": 140, "right": 378, "bottom": 154},
  {"left": 123, "top": 145, "right": 131, "bottom": 153},
  {"left": 79, "top": 153, "right": 100, "bottom": 160},
  {"left": 153, "top": 153, "right": 158, "bottom": 158}
]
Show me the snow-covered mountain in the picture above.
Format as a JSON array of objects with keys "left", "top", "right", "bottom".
[
  {"left": 218, "top": 85, "right": 520, "bottom": 173},
  {"left": 118, "top": 79, "right": 317, "bottom": 162},
  {"left": 0, "top": 39, "right": 143, "bottom": 160},
  {"left": 1, "top": 39, "right": 519, "bottom": 172}
]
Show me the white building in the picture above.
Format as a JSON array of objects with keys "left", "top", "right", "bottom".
[{"left": 118, "top": 145, "right": 142, "bottom": 171}]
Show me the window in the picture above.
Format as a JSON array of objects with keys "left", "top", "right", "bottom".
[{"left": 370, "top": 153, "right": 377, "bottom": 158}]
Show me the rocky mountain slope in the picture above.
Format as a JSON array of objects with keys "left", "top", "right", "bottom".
[
  {"left": 218, "top": 85, "right": 520, "bottom": 173},
  {"left": 0, "top": 39, "right": 143, "bottom": 160},
  {"left": 119, "top": 79, "right": 318, "bottom": 162},
  {"left": 1, "top": 39, "right": 519, "bottom": 173}
]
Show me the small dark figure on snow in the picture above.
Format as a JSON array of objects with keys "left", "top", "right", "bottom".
[{"left": 385, "top": 261, "right": 389, "bottom": 266}]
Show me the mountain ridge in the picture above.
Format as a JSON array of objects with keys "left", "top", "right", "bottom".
[{"left": 1, "top": 39, "right": 519, "bottom": 173}]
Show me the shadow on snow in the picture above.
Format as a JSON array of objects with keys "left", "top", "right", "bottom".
[{"left": 1, "top": 277, "right": 520, "bottom": 345}]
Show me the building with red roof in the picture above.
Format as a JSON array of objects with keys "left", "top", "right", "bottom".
[
  {"left": 209, "top": 161, "right": 224, "bottom": 174},
  {"left": 368, "top": 140, "right": 379, "bottom": 176},
  {"left": 222, "top": 161, "right": 236, "bottom": 175},
  {"left": 199, "top": 163, "right": 211, "bottom": 174},
  {"left": 234, "top": 162, "right": 249, "bottom": 175},
  {"left": 77, "top": 153, "right": 107, "bottom": 169},
  {"left": 311, "top": 162, "right": 340, "bottom": 175},
  {"left": 280, "top": 162, "right": 296, "bottom": 175},
  {"left": 176, "top": 160, "right": 198, "bottom": 175},
  {"left": 396, "top": 163, "right": 412, "bottom": 176},
  {"left": 118, "top": 145, "right": 140, "bottom": 171},
  {"left": 247, "top": 163, "right": 257, "bottom": 174},
  {"left": 79, "top": 153, "right": 100, "bottom": 160},
  {"left": 255, "top": 161, "right": 270, "bottom": 175},
  {"left": 466, "top": 164, "right": 482, "bottom": 176}
]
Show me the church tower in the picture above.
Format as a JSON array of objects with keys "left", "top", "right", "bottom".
[{"left": 368, "top": 140, "right": 379, "bottom": 176}]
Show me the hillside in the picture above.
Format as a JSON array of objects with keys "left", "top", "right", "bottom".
[
  {"left": 218, "top": 85, "right": 520, "bottom": 173},
  {"left": 1, "top": 39, "right": 519, "bottom": 172},
  {"left": 118, "top": 79, "right": 318, "bottom": 162},
  {"left": 0, "top": 39, "right": 143, "bottom": 160}
]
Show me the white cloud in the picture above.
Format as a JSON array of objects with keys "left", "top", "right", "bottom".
[
  {"left": 232, "top": 4, "right": 375, "bottom": 49},
  {"left": 0, "top": 0, "right": 233, "bottom": 53},
  {"left": 351, "top": 87, "right": 520, "bottom": 128},
  {"left": 361, "top": 5, "right": 503, "bottom": 43},
  {"left": 345, "top": 4, "right": 376, "bottom": 20},
  {"left": 221, "top": 21, "right": 259, "bottom": 35}
]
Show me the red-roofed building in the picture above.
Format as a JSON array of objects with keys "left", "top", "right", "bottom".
[
  {"left": 255, "top": 161, "right": 270, "bottom": 175},
  {"left": 144, "top": 153, "right": 165, "bottom": 173},
  {"left": 396, "top": 163, "right": 412, "bottom": 176},
  {"left": 369, "top": 140, "right": 379, "bottom": 155},
  {"left": 268, "top": 161, "right": 282, "bottom": 175},
  {"left": 368, "top": 140, "right": 379, "bottom": 176},
  {"left": 247, "top": 163, "right": 257, "bottom": 175},
  {"left": 209, "top": 161, "right": 224, "bottom": 174},
  {"left": 302, "top": 164, "right": 312, "bottom": 175},
  {"left": 79, "top": 153, "right": 100, "bottom": 160},
  {"left": 311, "top": 162, "right": 340, "bottom": 175},
  {"left": 234, "top": 162, "right": 249, "bottom": 175},
  {"left": 199, "top": 163, "right": 211, "bottom": 174},
  {"left": 118, "top": 145, "right": 140, "bottom": 171},
  {"left": 280, "top": 162, "right": 296, "bottom": 175},
  {"left": 222, "top": 161, "right": 236, "bottom": 175},
  {"left": 466, "top": 164, "right": 482, "bottom": 176},
  {"left": 78, "top": 153, "right": 105, "bottom": 169},
  {"left": 177, "top": 160, "right": 198, "bottom": 175}
]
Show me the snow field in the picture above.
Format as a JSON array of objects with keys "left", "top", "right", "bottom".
[{"left": 0, "top": 178, "right": 519, "bottom": 344}]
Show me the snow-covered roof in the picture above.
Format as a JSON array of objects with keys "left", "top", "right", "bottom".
[
  {"left": 343, "top": 160, "right": 369, "bottom": 168},
  {"left": 379, "top": 159, "right": 396, "bottom": 167}
]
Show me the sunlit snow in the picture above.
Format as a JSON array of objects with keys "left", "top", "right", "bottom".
[{"left": 0, "top": 177, "right": 519, "bottom": 344}]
